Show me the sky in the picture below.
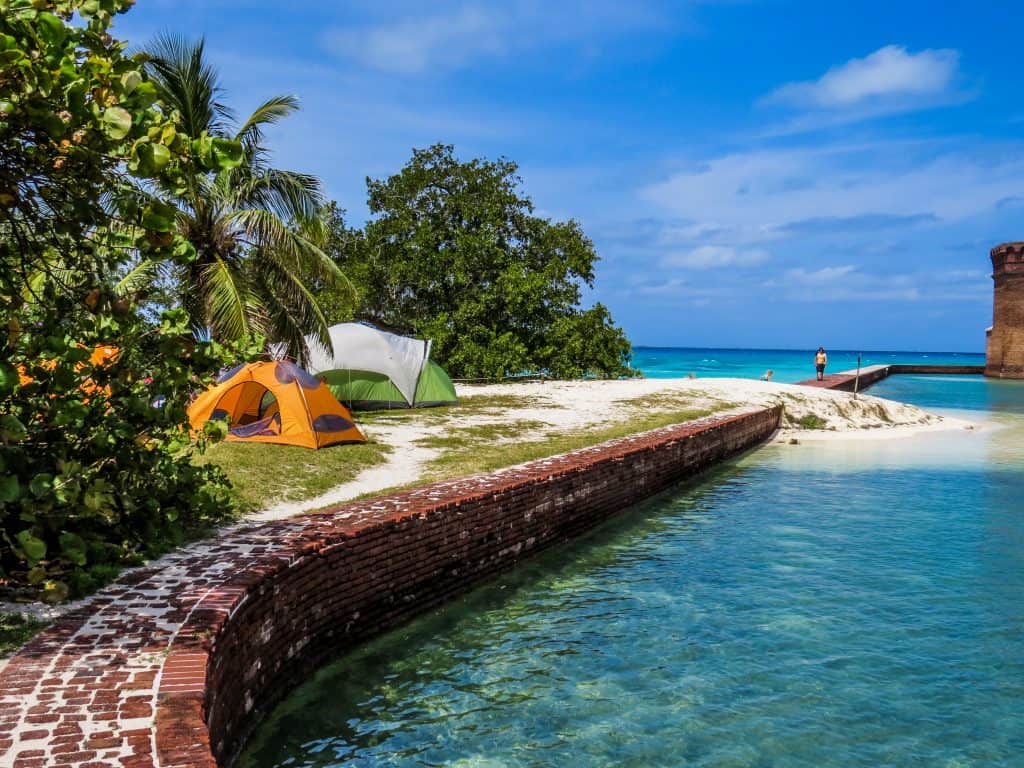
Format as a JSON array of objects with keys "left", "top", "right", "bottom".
[{"left": 114, "top": 0, "right": 1024, "bottom": 352}]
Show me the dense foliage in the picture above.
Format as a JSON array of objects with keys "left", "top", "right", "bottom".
[
  {"left": 142, "top": 35, "right": 340, "bottom": 364},
  {"left": 0, "top": 4, "right": 634, "bottom": 601},
  {"left": 333, "top": 144, "right": 635, "bottom": 379},
  {"left": 0, "top": 0, "right": 247, "bottom": 599}
]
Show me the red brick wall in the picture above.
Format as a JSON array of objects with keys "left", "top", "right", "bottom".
[
  {"left": 0, "top": 407, "right": 780, "bottom": 768},
  {"left": 174, "top": 407, "right": 781, "bottom": 766}
]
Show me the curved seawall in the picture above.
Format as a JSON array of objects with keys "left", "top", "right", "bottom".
[{"left": 0, "top": 406, "right": 780, "bottom": 768}]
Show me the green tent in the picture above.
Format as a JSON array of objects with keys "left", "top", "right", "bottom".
[
  {"left": 307, "top": 323, "right": 458, "bottom": 410},
  {"left": 413, "top": 360, "right": 459, "bottom": 407}
]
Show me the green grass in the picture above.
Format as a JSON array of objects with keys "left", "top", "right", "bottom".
[
  {"left": 1, "top": 613, "right": 49, "bottom": 658},
  {"left": 196, "top": 439, "right": 389, "bottom": 512},
  {"left": 792, "top": 413, "right": 828, "bottom": 430},
  {"left": 872, "top": 402, "right": 893, "bottom": 423},
  {"left": 415, "top": 421, "right": 548, "bottom": 450},
  {"left": 202, "top": 395, "right": 736, "bottom": 512},
  {"left": 421, "top": 403, "right": 733, "bottom": 482},
  {"left": 448, "top": 393, "right": 558, "bottom": 414},
  {"left": 357, "top": 396, "right": 552, "bottom": 427}
]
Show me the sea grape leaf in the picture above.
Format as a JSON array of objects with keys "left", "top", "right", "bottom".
[
  {"left": 101, "top": 106, "right": 132, "bottom": 140},
  {"left": 16, "top": 530, "right": 46, "bottom": 562},
  {"left": 0, "top": 475, "right": 19, "bottom": 503}
]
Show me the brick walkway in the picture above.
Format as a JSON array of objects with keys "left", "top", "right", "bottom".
[{"left": 0, "top": 409, "right": 778, "bottom": 768}]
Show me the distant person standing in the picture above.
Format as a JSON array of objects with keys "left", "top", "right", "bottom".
[{"left": 815, "top": 347, "right": 828, "bottom": 381}]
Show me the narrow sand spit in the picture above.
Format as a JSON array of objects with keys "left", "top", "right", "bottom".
[{"left": 250, "top": 378, "right": 974, "bottom": 521}]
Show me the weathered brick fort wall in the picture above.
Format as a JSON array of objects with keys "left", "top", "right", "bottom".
[
  {"left": 986, "top": 242, "right": 1024, "bottom": 378},
  {"left": 0, "top": 406, "right": 781, "bottom": 768}
]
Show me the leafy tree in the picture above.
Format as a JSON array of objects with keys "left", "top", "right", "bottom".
[
  {"left": 312, "top": 202, "right": 361, "bottom": 326},
  {"left": 0, "top": 0, "right": 248, "bottom": 599},
  {"left": 337, "top": 144, "right": 635, "bottom": 379},
  {"left": 142, "top": 34, "right": 340, "bottom": 363}
]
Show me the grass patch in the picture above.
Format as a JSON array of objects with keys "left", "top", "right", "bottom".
[
  {"left": 196, "top": 439, "right": 389, "bottom": 512},
  {"left": 1, "top": 613, "right": 49, "bottom": 658},
  {"left": 415, "top": 421, "right": 548, "bottom": 450},
  {"left": 356, "top": 410, "right": 428, "bottom": 425},
  {"left": 616, "top": 392, "right": 697, "bottom": 411},
  {"left": 421, "top": 404, "right": 732, "bottom": 482},
  {"left": 357, "top": 396, "right": 555, "bottom": 426},
  {"left": 832, "top": 399, "right": 852, "bottom": 420},
  {"left": 453, "top": 394, "right": 559, "bottom": 414},
  {"left": 792, "top": 413, "right": 828, "bottom": 430}
]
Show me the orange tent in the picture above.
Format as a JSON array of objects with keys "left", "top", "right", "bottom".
[{"left": 187, "top": 361, "right": 366, "bottom": 449}]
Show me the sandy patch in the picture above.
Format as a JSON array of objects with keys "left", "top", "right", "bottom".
[
  {"left": 248, "top": 422, "right": 435, "bottom": 523},
  {"left": 248, "top": 377, "right": 974, "bottom": 521}
]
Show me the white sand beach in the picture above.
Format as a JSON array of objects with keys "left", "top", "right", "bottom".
[{"left": 250, "top": 378, "right": 975, "bottom": 522}]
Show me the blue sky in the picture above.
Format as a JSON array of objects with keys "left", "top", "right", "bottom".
[{"left": 115, "top": 0, "right": 1024, "bottom": 352}]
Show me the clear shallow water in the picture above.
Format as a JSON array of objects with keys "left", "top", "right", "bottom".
[
  {"left": 241, "top": 373, "right": 1024, "bottom": 768},
  {"left": 632, "top": 347, "right": 985, "bottom": 384},
  {"left": 867, "top": 374, "right": 1024, "bottom": 416}
]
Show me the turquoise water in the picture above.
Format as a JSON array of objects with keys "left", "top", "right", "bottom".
[
  {"left": 867, "top": 374, "right": 1024, "bottom": 416},
  {"left": 632, "top": 347, "right": 985, "bottom": 384},
  {"left": 241, "top": 372, "right": 1024, "bottom": 768}
]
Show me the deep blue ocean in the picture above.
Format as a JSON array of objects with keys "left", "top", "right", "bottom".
[
  {"left": 240, "top": 359, "right": 1024, "bottom": 768},
  {"left": 632, "top": 347, "right": 985, "bottom": 384}
]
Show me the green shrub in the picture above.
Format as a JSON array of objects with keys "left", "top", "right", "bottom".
[
  {"left": 0, "top": 0, "right": 250, "bottom": 600},
  {"left": 794, "top": 414, "right": 828, "bottom": 430}
]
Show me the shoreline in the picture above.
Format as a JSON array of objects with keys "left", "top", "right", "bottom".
[
  {"left": 0, "top": 377, "right": 977, "bottom": 625},
  {"left": 0, "top": 409, "right": 784, "bottom": 767},
  {"left": 252, "top": 377, "right": 974, "bottom": 521}
]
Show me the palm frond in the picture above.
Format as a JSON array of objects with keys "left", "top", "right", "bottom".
[
  {"left": 228, "top": 208, "right": 339, "bottom": 281},
  {"left": 137, "top": 35, "right": 343, "bottom": 351},
  {"left": 254, "top": 258, "right": 332, "bottom": 365},
  {"left": 113, "top": 258, "right": 160, "bottom": 297},
  {"left": 236, "top": 95, "right": 300, "bottom": 150},
  {"left": 200, "top": 256, "right": 260, "bottom": 341},
  {"left": 145, "top": 33, "right": 235, "bottom": 138},
  {"left": 232, "top": 168, "right": 323, "bottom": 222}
]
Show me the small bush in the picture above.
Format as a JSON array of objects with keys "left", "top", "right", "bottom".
[{"left": 795, "top": 414, "right": 828, "bottom": 430}]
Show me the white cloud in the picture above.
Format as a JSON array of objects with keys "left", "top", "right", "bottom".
[
  {"left": 757, "top": 265, "right": 989, "bottom": 304},
  {"left": 640, "top": 142, "right": 1024, "bottom": 233},
  {"left": 765, "top": 45, "right": 960, "bottom": 109},
  {"left": 323, "top": 6, "right": 505, "bottom": 75},
  {"left": 321, "top": 1, "right": 670, "bottom": 75},
  {"left": 783, "top": 265, "right": 857, "bottom": 285},
  {"left": 635, "top": 278, "right": 689, "bottom": 295},
  {"left": 661, "top": 245, "right": 770, "bottom": 269}
]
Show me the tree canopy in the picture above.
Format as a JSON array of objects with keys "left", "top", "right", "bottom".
[
  {"left": 0, "top": 0, "right": 245, "bottom": 598},
  {"left": 0, "top": 4, "right": 634, "bottom": 600},
  {"left": 335, "top": 144, "right": 634, "bottom": 379},
  {"left": 143, "top": 34, "right": 339, "bottom": 364}
]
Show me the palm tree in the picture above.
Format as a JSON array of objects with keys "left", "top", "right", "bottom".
[{"left": 142, "top": 34, "right": 340, "bottom": 363}]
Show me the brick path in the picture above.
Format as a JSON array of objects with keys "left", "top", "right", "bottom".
[{"left": 0, "top": 409, "right": 776, "bottom": 768}]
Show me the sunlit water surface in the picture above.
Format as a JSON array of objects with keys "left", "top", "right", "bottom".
[
  {"left": 240, "top": 375, "right": 1024, "bottom": 768},
  {"left": 631, "top": 348, "right": 984, "bottom": 384}
]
